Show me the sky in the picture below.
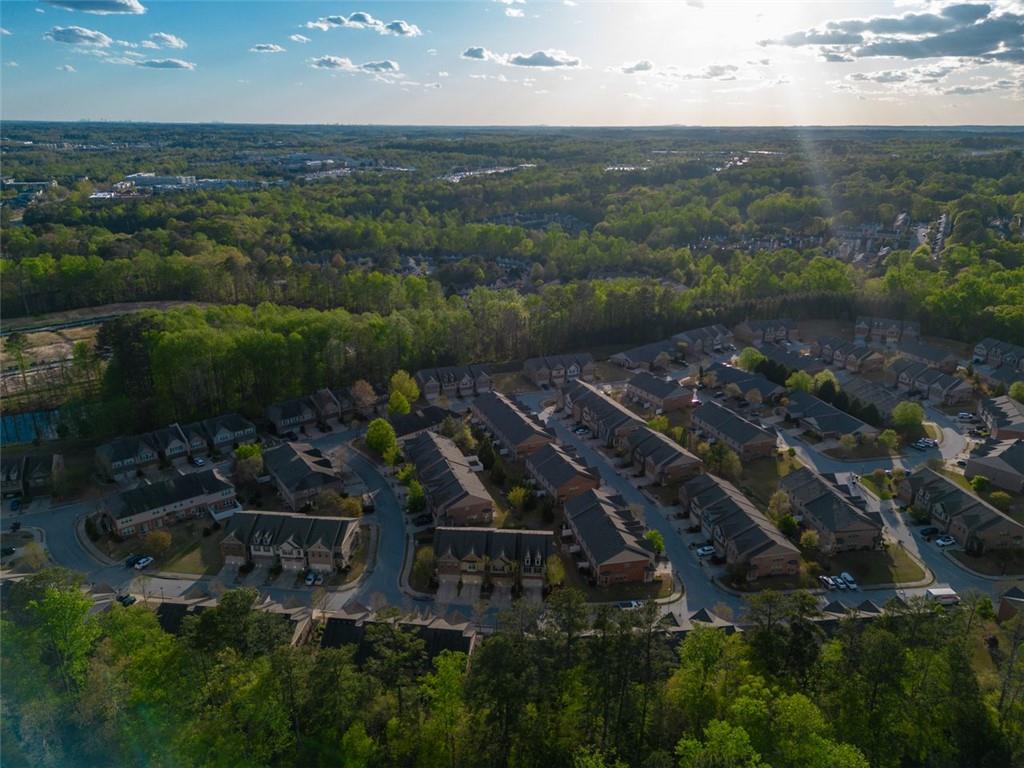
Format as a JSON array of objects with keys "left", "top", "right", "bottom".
[{"left": 0, "top": 0, "right": 1022, "bottom": 125}]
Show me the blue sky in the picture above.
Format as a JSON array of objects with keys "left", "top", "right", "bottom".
[{"left": 1, "top": 0, "right": 1022, "bottom": 124}]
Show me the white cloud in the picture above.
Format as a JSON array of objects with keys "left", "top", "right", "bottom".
[
  {"left": 0, "top": 27, "right": 10, "bottom": 36},
  {"left": 427, "top": 48, "right": 438, "bottom": 55},
  {"left": 250, "top": 43, "right": 286, "bottom": 53},
  {"left": 506, "top": 8, "right": 525, "bottom": 17},
  {"left": 462, "top": 46, "right": 582, "bottom": 67},
  {"left": 619, "top": 59, "right": 654, "bottom": 74},
  {"left": 309, "top": 55, "right": 400, "bottom": 74},
  {"left": 289, "top": 34, "right": 310, "bottom": 44},
  {"left": 149, "top": 32, "right": 186, "bottom": 49},
  {"left": 564, "top": 1, "right": 577, "bottom": 6},
  {"left": 58, "top": 64, "right": 76, "bottom": 71},
  {"left": 41, "top": 0, "right": 145, "bottom": 14},
  {"left": 44, "top": 25, "right": 113, "bottom": 46},
  {"left": 303, "top": 12, "right": 421, "bottom": 37},
  {"left": 6, "top": 61, "right": 19, "bottom": 67},
  {"left": 438, "top": 70, "right": 449, "bottom": 77},
  {"left": 136, "top": 57, "right": 196, "bottom": 69}
]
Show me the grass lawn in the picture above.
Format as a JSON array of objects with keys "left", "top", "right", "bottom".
[
  {"left": 741, "top": 454, "right": 803, "bottom": 507},
  {"left": 646, "top": 483, "right": 681, "bottom": 507},
  {"left": 333, "top": 539, "right": 369, "bottom": 586},
  {"left": 825, "top": 443, "right": 897, "bottom": 460},
  {"left": 478, "top": 472, "right": 511, "bottom": 527},
  {"left": 823, "top": 544, "right": 925, "bottom": 585},
  {"left": 925, "top": 423, "right": 942, "bottom": 441},
  {"left": 858, "top": 473, "right": 894, "bottom": 500},
  {"left": 730, "top": 571, "right": 817, "bottom": 592},
  {"left": 950, "top": 549, "right": 1024, "bottom": 577},
  {"left": 100, "top": 522, "right": 226, "bottom": 574},
  {"left": 559, "top": 553, "right": 674, "bottom": 602},
  {"left": 492, "top": 372, "right": 536, "bottom": 394},
  {"left": 938, "top": 470, "right": 1023, "bottom": 521},
  {"left": 409, "top": 541, "right": 435, "bottom": 593}
]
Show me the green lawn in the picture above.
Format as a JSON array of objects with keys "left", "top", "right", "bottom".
[
  {"left": 559, "top": 553, "right": 674, "bottom": 602},
  {"left": 101, "top": 522, "right": 226, "bottom": 574},
  {"left": 823, "top": 544, "right": 925, "bottom": 585},
  {"left": 825, "top": 443, "right": 897, "bottom": 460},
  {"left": 592, "top": 361, "right": 628, "bottom": 383},
  {"left": 742, "top": 454, "right": 803, "bottom": 508},
  {"left": 950, "top": 549, "right": 1024, "bottom": 577},
  {"left": 331, "top": 539, "right": 369, "bottom": 586},
  {"left": 492, "top": 371, "right": 536, "bottom": 394}
]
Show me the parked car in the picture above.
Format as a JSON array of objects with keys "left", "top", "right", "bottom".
[
  {"left": 957, "top": 412, "right": 974, "bottom": 421},
  {"left": 818, "top": 575, "right": 834, "bottom": 590},
  {"left": 191, "top": 456, "right": 206, "bottom": 467},
  {"left": 935, "top": 535, "right": 957, "bottom": 547},
  {"left": 133, "top": 556, "right": 154, "bottom": 570},
  {"left": 304, "top": 571, "right": 317, "bottom": 586},
  {"left": 955, "top": 458, "right": 967, "bottom": 467},
  {"left": 910, "top": 441, "right": 926, "bottom": 452},
  {"left": 315, "top": 572, "right": 325, "bottom": 585},
  {"left": 116, "top": 594, "right": 137, "bottom": 607},
  {"left": 125, "top": 554, "right": 142, "bottom": 568},
  {"left": 696, "top": 545, "right": 715, "bottom": 558},
  {"left": 1, "top": 546, "right": 16, "bottom": 557},
  {"left": 616, "top": 600, "right": 642, "bottom": 610},
  {"left": 832, "top": 577, "right": 848, "bottom": 590},
  {"left": 920, "top": 526, "right": 940, "bottom": 538},
  {"left": 839, "top": 572, "right": 859, "bottom": 590}
]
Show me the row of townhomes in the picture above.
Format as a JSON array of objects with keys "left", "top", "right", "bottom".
[
  {"left": 624, "top": 372, "right": 695, "bottom": 413},
  {"left": 734, "top": 318, "right": 799, "bottom": 346},
  {"left": 884, "top": 359, "right": 973, "bottom": 405},
  {"left": 784, "top": 391, "right": 878, "bottom": 440},
  {"left": 262, "top": 442, "right": 344, "bottom": 511},
  {"left": 979, "top": 396, "right": 1024, "bottom": 440},
  {"left": 562, "top": 380, "right": 644, "bottom": 449},
  {"left": 96, "top": 413, "right": 256, "bottom": 480},
  {"left": 691, "top": 400, "right": 777, "bottom": 461},
  {"left": 966, "top": 439, "right": 1024, "bottom": 494},
  {"left": 563, "top": 489, "right": 656, "bottom": 586},
  {"left": 406, "top": 431, "right": 494, "bottom": 526},
  {"left": 810, "top": 337, "right": 885, "bottom": 373},
  {"left": 524, "top": 443, "right": 600, "bottom": 503},
  {"left": 523, "top": 352, "right": 595, "bottom": 388},
  {"left": 759, "top": 343, "right": 826, "bottom": 376},
  {"left": 679, "top": 474, "right": 801, "bottom": 580},
  {"left": 854, "top": 316, "right": 920, "bottom": 346},
  {"left": 973, "top": 337, "right": 1024, "bottom": 390},
  {"left": 901, "top": 468, "right": 1024, "bottom": 554},
  {"left": 779, "top": 468, "right": 884, "bottom": 553},
  {"left": 705, "top": 362, "right": 785, "bottom": 403},
  {"left": 469, "top": 392, "right": 554, "bottom": 459},
  {"left": 838, "top": 375, "right": 903, "bottom": 420},
  {"left": 416, "top": 364, "right": 493, "bottom": 402},
  {"left": 265, "top": 387, "right": 345, "bottom": 435},
  {"left": 0, "top": 454, "right": 63, "bottom": 499},
  {"left": 221, "top": 511, "right": 361, "bottom": 573},
  {"left": 100, "top": 469, "right": 240, "bottom": 538},
  {"left": 609, "top": 323, "right": 736, "bottom": 371},
  {"left": 434, "top": 526, "right": 554, "bottom": 603},
  {"left": 624, "top": 426, "right": 703, "bottom": 485}
]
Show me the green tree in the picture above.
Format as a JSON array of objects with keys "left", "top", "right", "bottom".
[
  {"left": 1010, "top": 381, "right": 1024, "bottom": 403},
  {"left": 989, "top": 491, "right": 1012, "bottom": 511},
  {"left": 676, "top": 720, "right": 767, "bottom": 768},
  {"left": 768, "top": 490, "right": 791, "bottom": 521},
  {"left": 648, "top": 415, "right": 670, "bottom": 433},
  {"left": 891, "top": 401, "right": 925, "bottom": 434},
  {"left": 388, "top": 390, "right": 410, "bottom": 416},
  {"left": 545, "top": 554, "right": 566, "bottom": 587},
  {"left": 970, "top": 474, "right": 990, "bottom": 493},
  {"left": 839, "top": 433, "right": 857, "bottom": 452},
  {"left": 799, "top": 529, "right": 820, "bottom": 551},
  {"left": 644, "top": 529, "right": 665, "bottom": 556},
  {"left": 420, "top": 651, "right": 470, "bottom": 768},
  {"left": 507, "top": 485, "right": 529, "bottom": 512},
  {"left": 366, "top": 418, "right": 397, "bottom": 456},
  {"left": 877, "top": 428, "right": 899, "bottom": 451},
  {"left": 388, "top": 369, "right": 420, "bottom": 403},
  {"left": 737, "top": 347, "right": 767, "bottom": 372},
  {"left": 28, "top": 585, "right": 100, "bottom": 692},
  {"left": 786, "top": 370, "right": 814, "bottom": 392},
  {"left": 143, "top": 529, "right": 172, "bottom": 558}
]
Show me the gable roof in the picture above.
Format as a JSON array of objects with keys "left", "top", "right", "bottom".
[
  {"left": 627, "top": 371, "right": 691, "bottom": 401},
  {"left": 106, "top": 469, "right": 232, "bottom": 520},
  {"left": 263, "top": 442, "right": 339, "bottom": 494},
  {"left": 785, "top": 390, "right": 874, "bottom": 435},
  {"left": 693, "top": 399, "right": 774, "bottom": 446},
  {"left": 524, "top": 352, "right": 594, "bottom": 372},
  {"left": 706, "top": 362, "right": 784, "bottom": 401},
  {"left": 969, "top": 439, "right": 1024, "bottom": 476},
  {"left": 525, "top": 443, "right": 598, "bottom": 490},
  {"left": 564, "top": 489, "right": 654, "bottom": 567},
  {"left": 406, "top": 431, "right": 492, "bottom": 512},
  {"left": 625, "top": 426, "right": 701, "bottom": 470},
  {"left": 472, "top": 392, "right": 552, "bottom": 448},
  {"left": 434, "top": 526, "right": 553, "bottom": 565},
  {"left": 389, "top": 406, "right": 453, "bottom": 439}
]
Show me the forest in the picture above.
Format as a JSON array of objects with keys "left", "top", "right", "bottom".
[{"left": 2, "top": 568, "right": 1022, "bottom": 768}]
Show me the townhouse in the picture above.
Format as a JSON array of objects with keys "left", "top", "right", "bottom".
[
  {"left": 262, "top": 442, "right": 344, "bottom": 511},
  {"left": 842, "top": 346, "right": 886, "bottom": 374},
  {"left": 840, "top": 375, "right": 902, "bottom": 420},
  {"left": 149, "top": 425, "right": 190, "bottom": 466},
  {"left": 784, "top": 391, "right": 878, "bottom": 441},
  {"left": 734, "top": 319, "right": 799, "bottom": 346},
  {"left": 609, "top": 339, "right": 677, "bottom": 371},
  {"left": 906, "top": 468, "right": 1024, "bottom": 554},
  {"left": 705, "top": 363, "right": 785, "bottom": 404},
  {"left": 406, "top": 431, "right": 494, "bottom": 526},
  {"left": 199, "top": 413, "right": 258, "bottom": 453},
  {"left": 524, "top": 443, "right": 601, "bottom": 503},
  {"left": 321, "top": 608, "right": 479, "bottom": 660},
  {"left": 265, "top": 397, "right": 317, "bottom": 436},
  {"left": 974, "top": 338, "right": 1024, "bottom": 373},
  {"left": 854, "top": 317, "right": 919, "bottom": 346},
  {"left": 390, "top": 405, "right": 453, "bottom": 443},
  {"left": 884, "top": 359, "right": 973, "bottom": 404},
  {"left": 810, "top": 336, "right": 844, "bottom": 361},
  {"left": 0, "top": 454, "right": 63, "bottom": 499},
  {"left": 99, "top": 469, "right": 239, "bottom": 538},
  {"left": 523, "top": 352, "right": 595, "bottom": 388},
  {"left": 758, "top": 344, "right": 826, "bottom": 376},
  {"left": 624, "top": 426, "right": 702, "bottom": 485},
  {"left": 691, "top": 400, "right": 777, "bottom": 461},
  {"left": 310, "top": 388, "right": 342, "bottom": 424},
  {"left": 221, "top": 510, "right": 361, "bottom": 572},
  {"left": 965, "top": 439, "right": 1024, "bottom": 494},
  {"left": 678, "top": 474, "right": 800, "bottom": 580},
  {"left": 561, "top": 380, "right": 644, "bottom": 450},
  {"left": 673, "top": 324, "right": 734, "bottom": 354},
  {"left": 779, "top": 468, "right": 883, "bottom": 553},
  {"left": 470, "top": 392, "right": 554, "bottom": 459},
  {"left": 434, "top": 526, "right": 554, "bottom": 600},
  {"left": 95, "top": 435, "right": 159, "bottom": 480},
  {"left": 563, "top": 489, "right": 656, "bottom": 586},
  {"left": 895, "top": 340, "right": 959, "bottom": 373},
  {"left": 415, "top": 364, "right": 493, "bottom": 401},
  {"left": 624, "top": 372, "right": 695, "bottom": 413},
  {"left": 978, "top": 396, "right": 1024, "bottom": 440}
]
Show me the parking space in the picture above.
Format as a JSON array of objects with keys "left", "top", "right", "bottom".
[{"left": 436, "top": 577, "right": 459, "bottom": 603}]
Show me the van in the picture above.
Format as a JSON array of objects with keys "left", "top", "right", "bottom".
[
  {"left": 957, "top": 412, "right": 974, "bottom": 421},
  {"left": 926, "top": 587, "right": 960, "bottom": 606}
]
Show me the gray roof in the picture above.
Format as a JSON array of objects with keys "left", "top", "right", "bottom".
[
  {"left": 564, "top": 489, "right": 653, "bottom": 567},
  {"left": 97, "top": 434, "right": 156, "bottom": 463},
  {"left": 524, "top": 352, "right": 594, "bottom": 372},
  {"left": 981, "top": 396, "right": 1024, "bottom": 431},
  {"left": 627, "top": 371, "right": 691, "bottom": 400},
  {"left": 415, "top": 364, "right": 491, "bottom": 386},
  {"left": 107, "top": 469, "right": 232, "bottom": 521},
  {"left": 910, "top": 467, "right": 1024, "bottom": 538},
  {"left": 406, "top": 431, "right": 492, "bottom": 511},
  {"left": 265, "top": 397, "right": 314, "bottom": 423},
  {"left": 626, "top": 426, "right": 700, "bottom": 470},
  {"left": 149, "top": 424, "right": 186, "bottom": 453},
  {"left": 693, "top": 399, "right": 774, "bottom": 446},
  {"left": 706, "top": 362, "right": 783, "bottom": 401},
  {"left": 759, "top": 344, "right": 825, "bottom": 374},
  {"left": 780, "top": 467, "right": 882, "bottom": 535},
  {"left": 225, "top": 510, "right": 356, "bottom": 552},
  {"left": 897, "top": 340, "right": 956, "bottom": 365},
  {"left": 564, "top": 380, "right": 644, "bottom": 434},
  {"left": 389, "top": 406, "right": 453, "bottom": 438},
  {"left": 525, "top": 443, "right": 598, "bottom": 490},
  {"left": 263, "top": 442, "right": 338, "bottom": 494},
  {"left": 785, "top": 391, "right": 873, "bottom": 436},
  {"left": 969, "top": 439, "right": 1024, "bottom": 476},
  {"left": 611, "top": 339, "right": 676, "bottom": 365},
  {"left": 434, "top": 526, "right": 553, "bottom": 564},
  {"left": 472, "top": 392, "right": 552, "bottom": 449}
]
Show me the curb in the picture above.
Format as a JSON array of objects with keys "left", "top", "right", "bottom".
[
  {"left": 942, "top": 549, "right": 1024, "bottom": 581},
  {"left": 73, "top": 516, "right": 119, "bottom": 567}
]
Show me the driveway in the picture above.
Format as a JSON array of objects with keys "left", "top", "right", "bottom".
[{"left": 436, "top": 577, "right": 459, "bottom": 604}]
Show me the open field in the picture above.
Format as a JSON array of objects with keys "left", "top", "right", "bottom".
[{"left": 824, "top": 544, "right": 926, "bottom": 585}]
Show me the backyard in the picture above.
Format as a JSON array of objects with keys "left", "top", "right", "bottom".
[
  {"left": 741, "top": 453, "right": 803, "bottom": 508},
  {"left": 822, "top": 544, "right": 926, "bottom": 585},
  {"left": 558, "top": 552, "right": 676, "bottom": 602},
  {"left": 99, "top": 521, "right": 226, "bottom": 575}
]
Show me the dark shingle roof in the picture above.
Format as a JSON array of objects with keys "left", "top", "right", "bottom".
[
  {"left": 693, "top": 400, "right": 774, "bottom": 446},
  {"left": 564, "top": 489, "right": 653, "bottom": 567},
  {"left": 263, "top": 442, "right": 338, "bottom": 494},
  {"left": 107, "top": 470, "right": 232, "bottom": 520},
  {"left": 627, "top": 371, "right": 691, "bottom": 401}
]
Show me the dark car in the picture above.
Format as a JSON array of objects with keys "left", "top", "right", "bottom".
[
  {"left": 413, "top": 514, "right": 433, "bottom": 527},
  {"left": 125, "top": 553, "right": 142, "bottom": 568},
  {"left": 116, "top": 594, "right": 137, "bottom": 607},
  {"left": 920, "top": 526, "right": 939, "bottom": 539},
  {"left": 1, "top": 546, "right": 16, "bottom": 557}
]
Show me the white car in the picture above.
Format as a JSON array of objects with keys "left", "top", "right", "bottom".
[
  {"left": 696, "top": 545, "right": 715, "bottom": 557},
  {"left": 133, "top": 556, "right": 154, "bottom": 570},
  {"left": 935, "top": 535, "right": 957, "bottom": 547},
  {"left": 304, "top": 571, "right": 317, "bottom": 586}
]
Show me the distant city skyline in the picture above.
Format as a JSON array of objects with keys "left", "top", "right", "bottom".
[{"left": 1, "top": 0, "right": 1022, "bottom": 125}]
